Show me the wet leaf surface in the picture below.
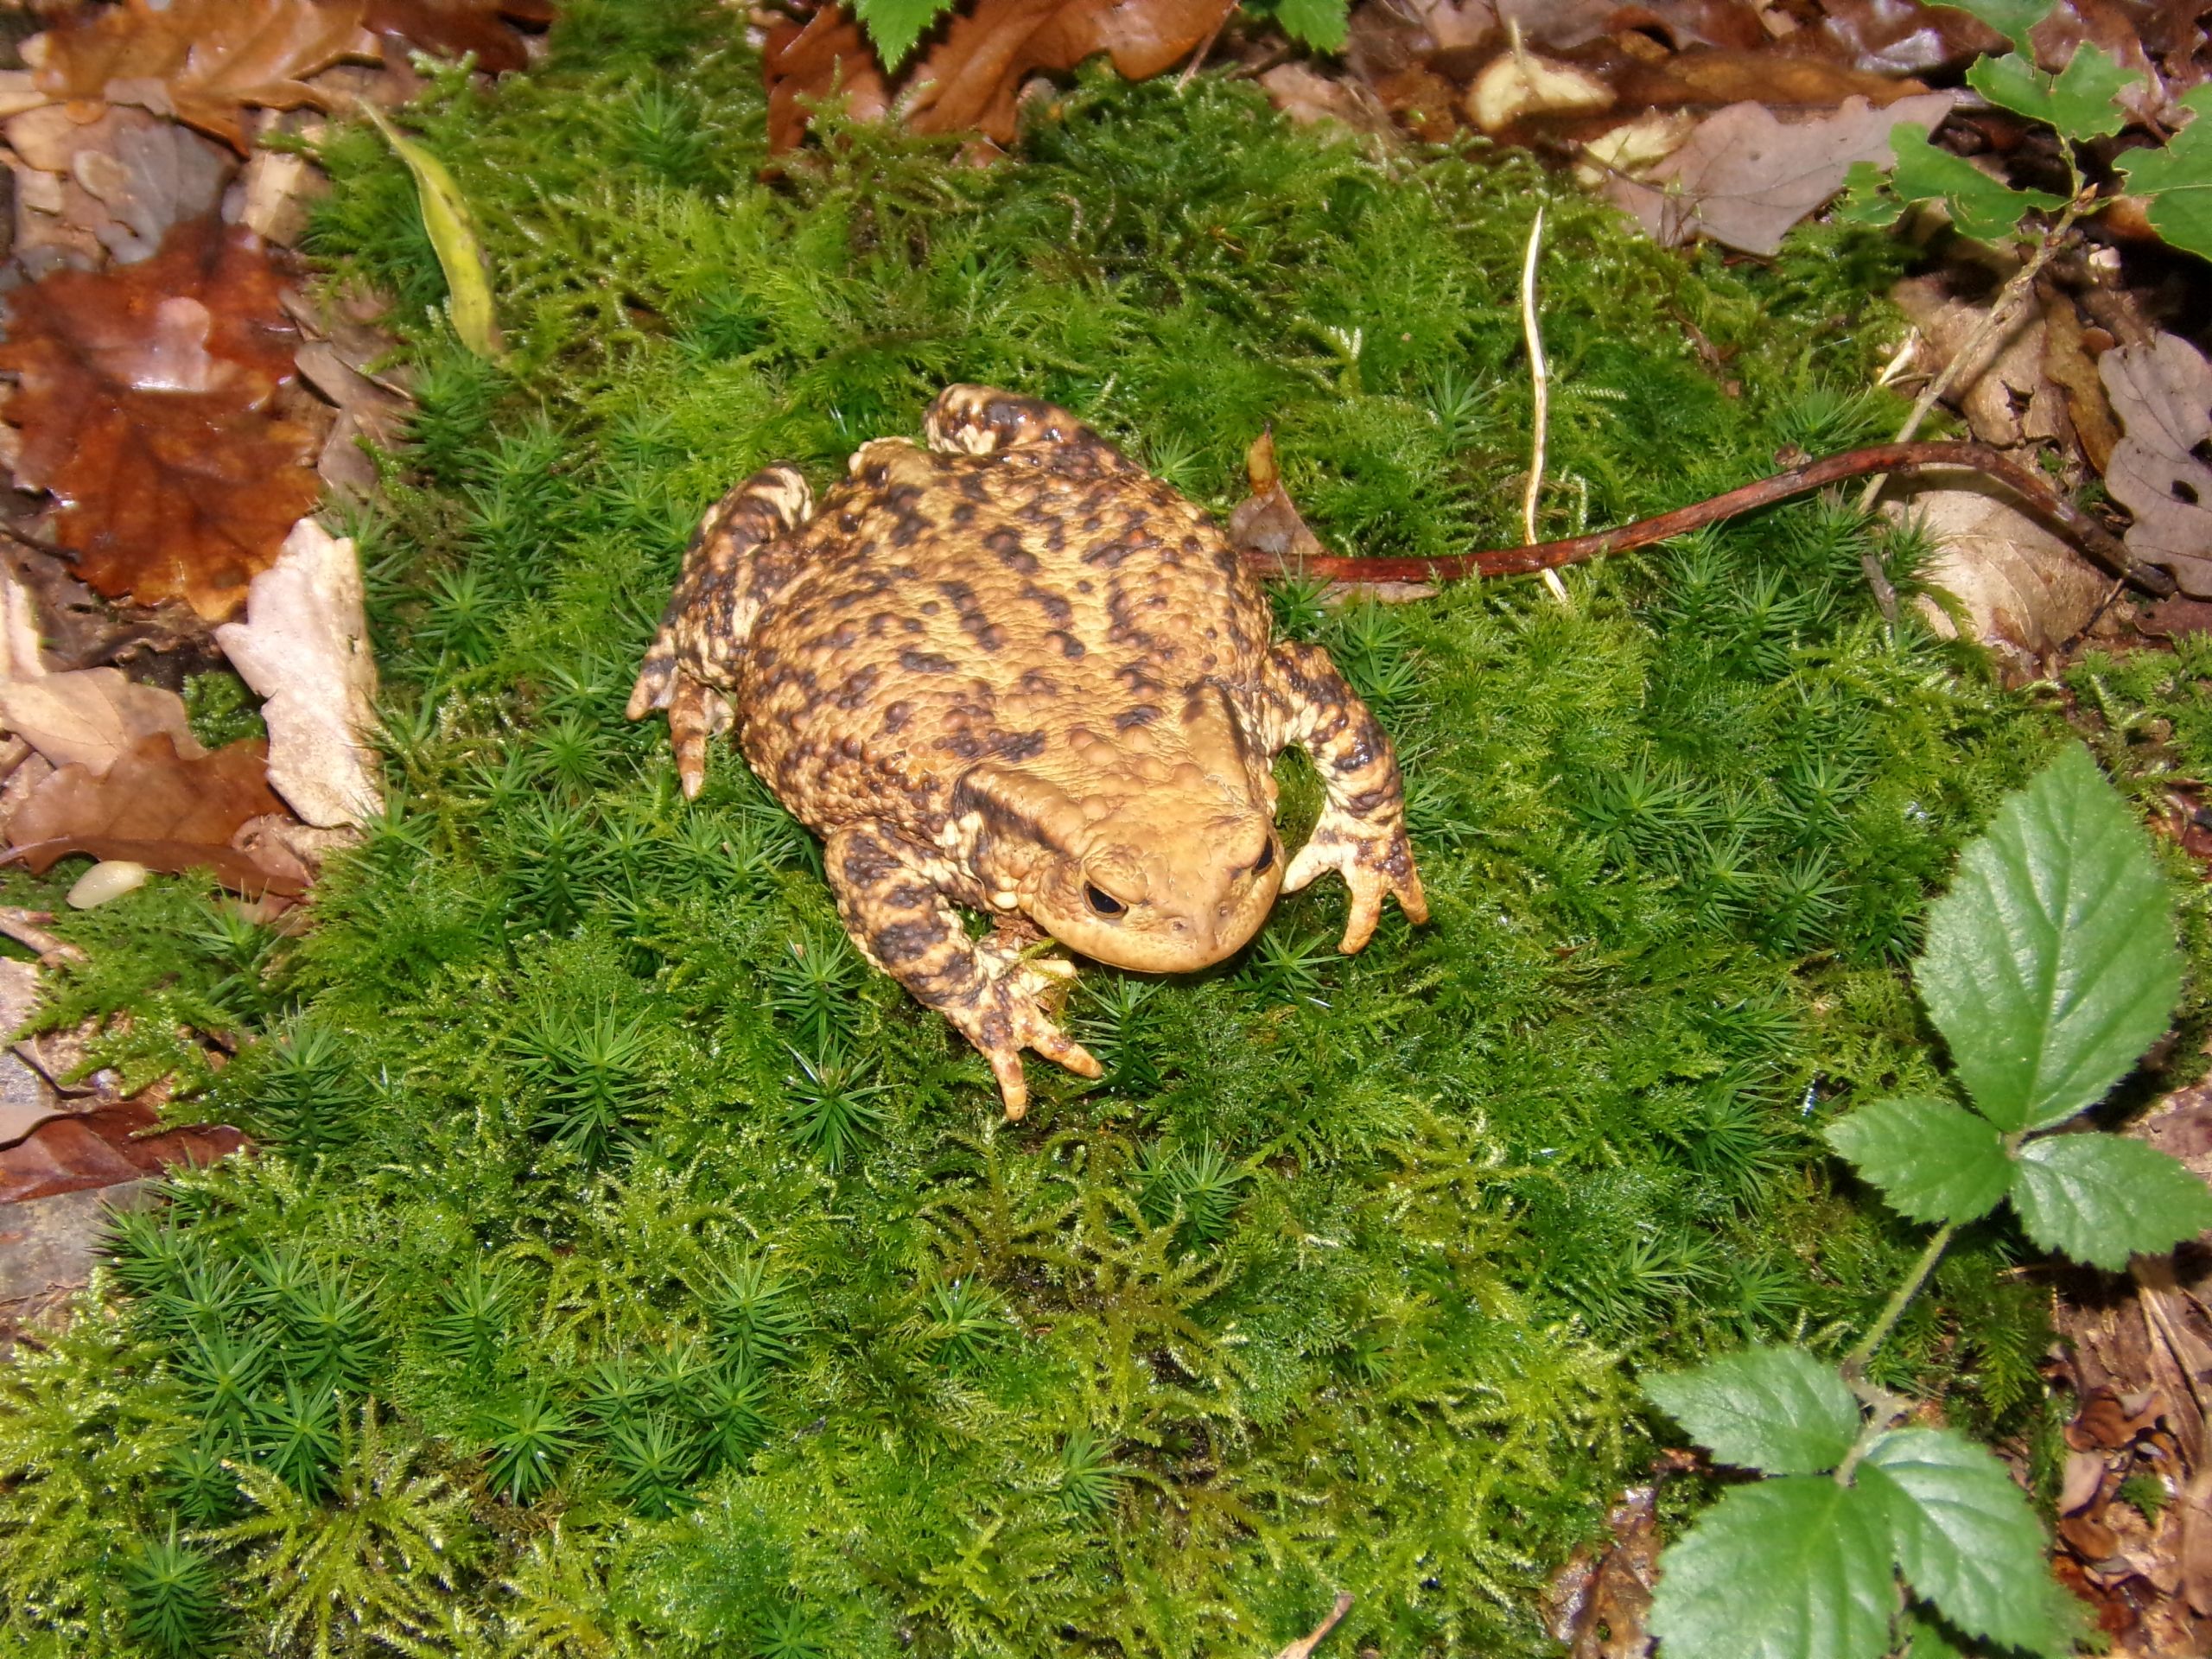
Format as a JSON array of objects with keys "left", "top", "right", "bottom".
[
  {"left": 8, "top": 732, "right": 283, "bottom": 854},
  {"left": 0, "top": 216, "right": 323, "bottom": 622}
]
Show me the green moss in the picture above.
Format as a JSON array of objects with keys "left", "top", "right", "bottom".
[{"left": 0, "top": 3, "right": 2198, "bottom": 1653}]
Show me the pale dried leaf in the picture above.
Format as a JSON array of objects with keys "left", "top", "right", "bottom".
[
  {"left": 1463, "top": 48, "right": 1612, "bottom": 133},
  {"left": 213, "top": 518, "right": 382, "bottom": 827},
  {"left": 1891, "top": 274, "right": 2064, "bottom": 448},
  {"left": 5, "top": 103, "right": 232, "bottom": 272},
  {"left": 1605, "top": 91, "right": 1959, "bottom": 255},
  {"left": 1897, "top": 485, "right": 2108, "bottom": 682},
  {"left": 0, "top": 959, "right": 61, "bottom": 1147},
  {"left": 0, "top": 668, "right": 204, "bottom": 776},
  {"left": 2101, "top": 332, "right": 2212, "bottom": 599},
  {"left": 0, "top": 571, "right": 46, "bottom": 683}
]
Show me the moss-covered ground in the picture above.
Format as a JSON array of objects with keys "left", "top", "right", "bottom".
[{"left": 6, "top": 3, "right": 2212, "bottom": 1654}]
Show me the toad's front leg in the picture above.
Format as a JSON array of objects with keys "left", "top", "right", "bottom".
[
  {"left": 1261, "top": 640, "right": 1429, "bottom": 953},
  {"left": 823, "top": 821, "right": 1100, "bottom": 1121}
]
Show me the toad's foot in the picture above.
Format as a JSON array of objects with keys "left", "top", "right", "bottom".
[
  {"left": 1284, "top": 813, "right": 1427, "bottom": 955},
  {"left": 824, "top": 822, "right": 1099, "bottom": 1121}
]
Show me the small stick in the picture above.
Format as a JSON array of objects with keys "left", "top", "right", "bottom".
[
  {"left": 1274, "top": 1592, "right": 1354, "bottom": 1659},
  {"left": 0, "top": 905, "right": 85, "bottom": 966},
  {"left": 1243, "top": 439, "right": 2173, "bottom": 594},
  {"left": 1176, "top": 5, "right": 1231, "bottom": 91},
  {"left": 1520, "top": 205, "right": 1570, "bottom": 607}
]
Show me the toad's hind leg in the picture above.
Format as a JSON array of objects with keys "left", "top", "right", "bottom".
[
  {"left": 823, "top": 821, "right": 1100, "bottom": 1122},
  {"left": 626, "top": 465, "right": 812, "bottom": 799},
  {"left": 924, "top": 385, "right": 1112, "bottom": 458}
]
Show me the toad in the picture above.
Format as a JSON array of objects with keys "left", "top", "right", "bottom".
[{"left": 628, "top": 385, "right": 1427, "bottom": 1117}]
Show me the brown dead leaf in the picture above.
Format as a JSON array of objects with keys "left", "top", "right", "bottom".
[
  {"left": 764, "top": 5, "right": 891, "bottom": 156},
  {"left": 1892, "top": 274, "right": 2066, "bottom": 450},
  {"left": 904, "top": 0, "right": 1235, "bottom": 147},
  {"left": 1546, "top": 1484, "right": 1661, "bottom": 1659},
  {"left": 0, "top": 667, "right": 204, "bottom": 777},
  {"left": 2100, "top": 332, "right": 2212, "bottom": 600},
  {"left": 2043, "top": 288, "right": 2120, "bottom": 474},
  {"left": 0, "top": 216, "right": 323, "bottom": 622},
  {"left": 1900, "top": 485, "right": 2111, "bottom": 681},
  {"left": 362, "top": 0, "right": 552, "bottom": 73},
  {"left": 1259, "top": 63, "right": 1398, "bottom": 136},
  {"left": 5, "top": 103, "right": 234, "bottom": 277},
  {"left": 0, "top": 960, "right": 62, "bottom": 1147},
  {"left": 1605, "top": 89, "right": 1957, "bottom": 254},
  {"left": 27, "top": 0, "right": 378, "bottom": 152},
  {"left": 10, "top": 732, "right": 280, "bottom": 850},
  {"left": 0, "top": 1094, "right": 245, "bottom": 1205}
]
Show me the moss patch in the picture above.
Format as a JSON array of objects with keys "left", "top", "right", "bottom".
[{"left": 4, "top": 4, "right": 2207, "bottom": 1655}]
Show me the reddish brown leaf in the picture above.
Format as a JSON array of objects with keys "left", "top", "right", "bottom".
[
  {"left": 905, "top": 0, "right": 1235, "bottom": 146},
  {"left": 362, "top": 0, "right": 552, "bottom": 73},
  {"left": 28, "top": 0, "right": 378, "bottom": 151},
  {"left": 764, "top": 4, "right": 891, "bottom": 156},
  {"left": 10, "top": 731, "right": 283, "bottom": 851},
  {"left": 0, "top": 217, "right": 322, "bottom": 621},
  {"left": 0, "top": 1095, "right": 245, "bottom": 1204},
  {"left": 9, "top": 836, "right": 305, "bottom": 898}
]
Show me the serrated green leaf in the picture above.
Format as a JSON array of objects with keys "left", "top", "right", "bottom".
[
  {"left": 1260, "top": 0, "right": 1351, "bottom": 52},
  {"left": 1643, "top": 1346, "right": 1862, "bottom": 1475},
  {"left": 1824, "top": 1097, "right": 2014, "bottom": 1226},
  {"left": 1968, "top": 46, "right": 2136, "bottom": 143},
  {"left": 1859, "top": 1427, "right": 2064, "bottom": 1656},
  {"left": 359, "top": 105, "right": 500, "bottom": 360},
  {"left": 1916, "top": 743, "right": 2182, "bottom": 1133},
  {"left": 851, "top": 0, "right": 955, "bottom": 68},
  {"left": 1649, "top": 1477, "right": 1897, "bottom": 1659},
  {"left": 1940, "top": 0, "right": 2046, "bottom": 52},
  {"left": 1835, "top": 160, "right": 1906, "bottom": 227},
  {"left": 1904, "top": 1611, "right": 1970, "bottom": 1659},
  {"left": 1888, "top": 123, "right": 2063, "bottom": 242},
  {"left": 2010, "top": 1133, "right": 2212, "bottom": 1268},
  {"left": 2119, "top": 86, "right": 2212, "bottom": 264}
]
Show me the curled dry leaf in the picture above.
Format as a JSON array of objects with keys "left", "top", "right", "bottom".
[
  {"left": 0, "top": 959, "right": 61, "bottom": 1147},
  {"left": 1463, "top": 47, "right": 1613, "bottom": 134},
  {"left": 765, "top": 4, "right": 891, "bottom": 155},
  {"left": 1605, "top": 90, "right": 1957, "bottom": 255},
  {"left": 361, "top": 0, "right": 553, "bottom": 73},
  {"left": 213, "top": 518, "right": 383, "bottom": 828},
  {"left": 0, "top": 216, "right": 323, "bottom": 622},
  {"left": 1897, "top": 486, "right": 2109, "bottom": 683},
  {"left": 2100, "top": 332, "right": 2212, "bottom": 599},
  {"left": 1259, "top": 63, "right": 1397, "bottom": 137},
  {"left": 903, "top": 0, "right": 1236, "bottom": 147}
]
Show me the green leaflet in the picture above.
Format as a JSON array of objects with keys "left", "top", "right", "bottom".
[
  {"left": 851, "top": 0, "right": 956, "bottom": 69},
  {"left": 360, "top": 105, "right": 503, "bottom": 360},
  {"left": 1967, "top": 44, "right": 2138, "bottom": 143},
  {"left": 1859, "top": 1427, "right": 2069, "bottom": 1657},
  {"left": 1647, "top": 1477, "right": 1897, "bottom": 1659},
  {"left": 2118, "top": 85, "right": 2212, "bottom": 264},
  {"left": 1886, "top": 123, "right": 2064, "bottom": 242},
  {"left": 1642, "top": 1346, "right": 1860, "bottom": 1476},
  {"left": 1938, "top": 0, "right": 2045, "bottom": 53},
  {"left": 1823, "top": 1096, "right": 2012, "bottom": 1227},
  {"left": 1261, "top": 0, "right": 1352, "bottom": 52},
  {"left": 1914, "top": 743, "right": 2182, "bottom": 1133},
  {"left": 2010, "top": 1133, "right": 2212, "bottom": 1269}
]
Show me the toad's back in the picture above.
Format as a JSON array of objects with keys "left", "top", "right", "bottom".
[{"left": 736, "top": 432, "right": 1275, "bottom": 836}]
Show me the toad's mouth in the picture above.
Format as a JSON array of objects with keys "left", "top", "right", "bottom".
[{"left": 1031, "top": 883, "right": 1280, "bottom": 976}]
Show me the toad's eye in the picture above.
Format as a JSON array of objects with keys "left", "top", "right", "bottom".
[
  {"left": 1250, "top": 840, "right": 1275, "bottom": 875},
  {"left": 1084, "top": 884, "right": 1127, "bottom": 918}
]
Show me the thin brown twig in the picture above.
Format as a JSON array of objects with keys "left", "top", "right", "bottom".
[
  {"left": 1175, "top": 6, "right": 1232, "bottom": 91},
  {"left": 1243, "top": 440, "right": 2173, "bottom": 594},
  {"left": 0, "top": 906, "right": 85, "bottom": 966},
  {"left": 1274, "top": 1592, "right": 1354, "bottom": 1659}
]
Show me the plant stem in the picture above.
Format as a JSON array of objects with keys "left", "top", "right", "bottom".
[{"left": 1842, "top": 1223, "right": 1955, "bottom": 1383}]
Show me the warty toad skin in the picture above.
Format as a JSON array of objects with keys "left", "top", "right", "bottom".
[{"left": 629, "top": 385, "right": 1427, "bottom": 1117}]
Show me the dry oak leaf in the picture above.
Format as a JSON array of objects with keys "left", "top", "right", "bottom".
[
  {"left": 2101, "top": 331, "right": 2212, "bottom": 599},
  {"left": 0, "top": 216, "right": 323, "bottom": 623},
  {"left": 1605, "top": 89, "right": 1958, "bottom": 254},
  {"left": 904, "top": 0, "right": 1236, "bottom": 147},
  {"left": 4, "top": 731, "right": 303, "bottom": 898},
  {"left": 0, "top": 668, "right": 204, "bottom": 776},
  {"left": 764, "top": 5, "right": 891, "bottom": 157},
  {"left": 4, "top": 103, "right": 234, "bottom": 276},
  {"left": 361, "top": 0, "right": 553, "bottom": 74},
  {"left": 25, "top": 0, "right": 378, "bottom": 152},
  {"left": 214, "top": 518, "right": 382, "bottom": 828},
  {"left": 1899, "top": 486, "right": 2109, "bottom": 683}
]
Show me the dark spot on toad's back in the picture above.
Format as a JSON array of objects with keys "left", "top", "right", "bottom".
[{"left": 900, "top": 649, "right": 955, "bottom": 673}]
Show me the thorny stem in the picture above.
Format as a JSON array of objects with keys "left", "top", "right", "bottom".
[
  {"left": 1842, "top": 1223, "right": 1956, "bottom": 1386},
  {"left": 1853, "top": 199, "right": 2087, "bottom": 621}
]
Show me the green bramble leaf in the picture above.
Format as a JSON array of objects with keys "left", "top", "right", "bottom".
[
  {"left": 1940, "top": 0, "right": 2046, "bottom": 53},
  {"left": 851, "top": 0, "right": 956, "bottom": 68},
  {"left": 1888, "top": 123, "right": 2064, "bottom": 242},
  {"left": 1823, "top": 1097, "right": 2013, "bottom": 1226},
  {"left": 1968, "top": 44, "right": 2138, "bottom": 143},
  {"left": 1642, "top": 1346, "right": 1861, "bottom": 1475},
  {"left": 1904, "top": 1612, "right": 1970, "bottom": 1659},
  {"left": 1834, "top": 161, "right": 1905, "bottom": 227},
  {"left": 1859, "top": 1427, "right": 2068, "bottom": 1656},
  {"left": 1648, "top": 1477, "right": 1897, "bottom": 1659},
  {"left": 1916, "top": 743, "right": 2182, "bottom": 1134},
  {"left": 2009, "top": 1133, "right": 2212, "bottom": 1269},
  {"left": 2118, "top": 85, "right": 2212, "bottom": 264},
  {"left": 1249, "top": 0, "right": 1351, "bottom": 52}
]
